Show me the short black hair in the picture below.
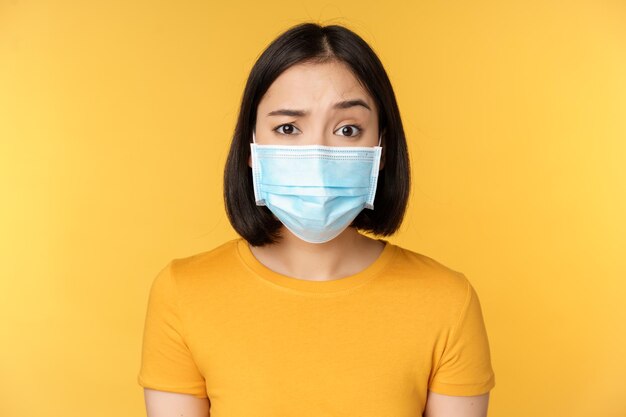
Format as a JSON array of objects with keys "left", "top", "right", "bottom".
[{"left": 223, "top": 22, "right": 411, "bottom": 246}]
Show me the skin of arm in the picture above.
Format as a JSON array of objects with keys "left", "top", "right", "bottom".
[
  {"left": 424, "top": 390, "right": 490, "bottom": 417},
  {"left": 144, "top": 388, "right": 210, "bottom": 417},
  {"left": 143, "top": 384, "right": 489, "bottom": 417}
]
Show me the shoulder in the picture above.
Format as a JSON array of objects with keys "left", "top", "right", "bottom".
[
  {"left": 390, "top": 243, "right": 470, "bottom": 288},
  {"left": 170, "top": 238, "right": 241, "bottom": 272},
  {"left": 388, "top": 244, "right": 495, "bottom": 347},
  {"left": 386, "top": 242, "right": 473, "bottom": 312},
  {"left": 164, "top": 238, "right": 244, "bottom": 291}
]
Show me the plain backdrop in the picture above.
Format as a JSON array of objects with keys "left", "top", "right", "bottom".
[{"left": 1, "top": 1, "right": 625, "bottom": 416}]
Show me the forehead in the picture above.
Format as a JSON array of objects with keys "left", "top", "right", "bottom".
[{"left": 259, "top": 61, "right": 374, "bottom": 109}]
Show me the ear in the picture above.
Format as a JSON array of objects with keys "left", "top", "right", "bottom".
[{"left": 248, "top": 155, "right": 252, "bottom": 168}]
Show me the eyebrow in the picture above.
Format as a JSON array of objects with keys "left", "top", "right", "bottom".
[{"left": 266, "top": 99, "right": 371, "bottom": 117}]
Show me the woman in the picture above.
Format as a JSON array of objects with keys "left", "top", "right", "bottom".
[{"left": 138, "top": 22, "right": 495, "bottom": 417}]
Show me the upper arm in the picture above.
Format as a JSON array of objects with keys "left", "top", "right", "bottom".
[
  {"left": 144, "top": 388, "right": 210, "bottom": 417},
  {"left": 138, "top": 262, "right": 210, "bottom": 402},
  {"left": 428, "top": 278, "right": 496, "bottom": 397},
  {"left": 424, "top": 390, "right": 490, "bottom": 417}
]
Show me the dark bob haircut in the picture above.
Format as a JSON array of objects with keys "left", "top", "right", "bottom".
[{"left": 223, "top": 22, "right": 411, "bottom": 246}]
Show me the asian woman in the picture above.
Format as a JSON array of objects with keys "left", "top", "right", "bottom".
[{"left": 139, "top": 22, "right": 495, "bottom": 417}]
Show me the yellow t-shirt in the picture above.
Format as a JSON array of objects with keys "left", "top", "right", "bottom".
[{"left": 138, "top": 237, "right": 495, "bottom": 415}]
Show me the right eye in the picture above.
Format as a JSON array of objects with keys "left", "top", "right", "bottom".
[{"left": 274, "top": 124, "right": 302, "bottom": 135}]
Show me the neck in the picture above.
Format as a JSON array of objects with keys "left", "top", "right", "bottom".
[{"left": 248, "top": 227, "right": 384, "bottom": 281}]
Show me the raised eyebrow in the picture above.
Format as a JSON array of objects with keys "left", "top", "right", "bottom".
[
  {"left": 333, "top": 99, "right": 371, "bottom": 111},
  {"left": 266, "top": 99, "right": 371, "bottom": 117},
  {"left": 267, "top": 109, "right": 307, "bottom": 117}
]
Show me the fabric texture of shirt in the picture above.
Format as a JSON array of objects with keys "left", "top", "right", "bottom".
[{"left": 137, "top": 237, "right": 495, "bottom": 416}]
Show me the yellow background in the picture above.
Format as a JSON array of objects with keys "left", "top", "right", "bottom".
[{"left": 1, "top": 1, "right": 624, "bottom": 416}]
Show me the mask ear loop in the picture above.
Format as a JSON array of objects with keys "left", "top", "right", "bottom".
[
  {"left": 377, "top": 132, "right": 382, "bottom": 147},
  {"left": 252, "top": 128, "right": 256, "bottom": 144}
]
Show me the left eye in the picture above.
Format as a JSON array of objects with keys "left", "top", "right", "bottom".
[{"left": 335, "top": 125, "right": 362, "bottom": 137}]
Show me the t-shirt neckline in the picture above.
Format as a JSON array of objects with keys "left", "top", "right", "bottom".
[{"left": 235, "top": 237, "right": 397, "bottom": 294}]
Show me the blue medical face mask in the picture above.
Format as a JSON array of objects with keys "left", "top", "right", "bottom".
[{"left": 250, "top": 129, "right": 383, "bottom": 244}]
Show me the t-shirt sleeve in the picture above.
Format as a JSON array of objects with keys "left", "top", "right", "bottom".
[
  {"left": 137, "top": 260, "right": 208, "bottom": 398},
  {"left": 429, "top": 277, "right": 496, "bottom": 396}
]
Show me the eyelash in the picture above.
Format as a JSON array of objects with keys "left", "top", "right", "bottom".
[{"left": 273, "top": 123, "right": 363, "bottom": 137}]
